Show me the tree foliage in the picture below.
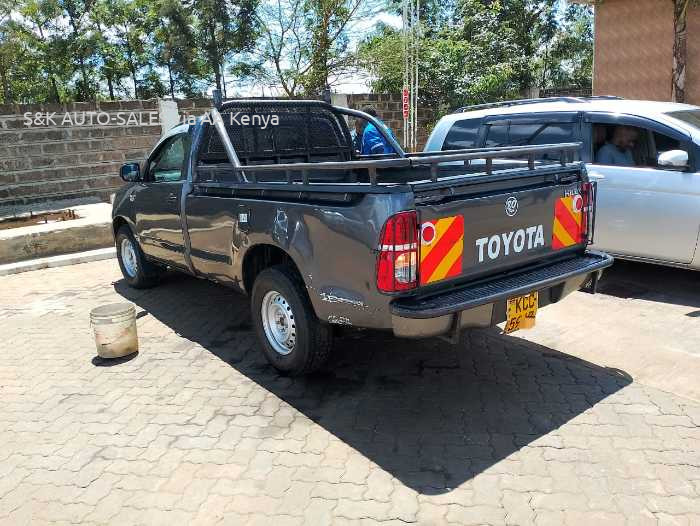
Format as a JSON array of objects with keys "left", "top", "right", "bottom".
[
  {"left": 0, "top": 0, "right": 594, "bottom": 105},
  {"left": 0, "top": 0, "right": 258, "bottom": 103},
  {"left": 359, "top": 0, "right": 594, "bottom": 112},
  {"left": 233, "top": 0, "right": 378, "bottom": 97}
]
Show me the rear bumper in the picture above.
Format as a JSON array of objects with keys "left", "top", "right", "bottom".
[{"left": 390, "top": 251, "right": 613, "bottom": 338}]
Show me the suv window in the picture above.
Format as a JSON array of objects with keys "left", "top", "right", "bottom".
[
  {"left": 484, "top": 123, "right": 509, "bottom": 148},
  {"left": 148, "top": 134, "right": 188, "bottom": 182},
  {"left": 592, "top": 124, "right": 687, "bottom": 169},
  {"left": 653, "top": 131, "right": 682, "bottom": 153},
  {"left": 442, "top": 118, "right": 482, "bottom": 151},
  {"left": 484, "top": 120, "right": 576, "bottom": 160}
]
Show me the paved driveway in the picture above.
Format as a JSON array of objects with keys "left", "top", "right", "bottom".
[{"left": 1, "top": 260, "right": 699, "bottom": 525}]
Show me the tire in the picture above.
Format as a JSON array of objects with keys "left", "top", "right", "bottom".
[
  {"left": 251, "top": 264, "right": 333, "bottom": 375},
  {"left": 115, "top": 226, "right": 161, "bottom": 289}
]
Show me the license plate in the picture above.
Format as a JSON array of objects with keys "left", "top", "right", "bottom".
[{"left": 504, "top": 291, "right": 538, "bottom": 334}]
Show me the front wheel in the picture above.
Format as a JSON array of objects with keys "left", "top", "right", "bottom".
[
  {"left": 251, "top": 265, "right": 333, "bottom": 375},
  {"left": 115, "top": 226, "right": 161, "bottom": 289}
]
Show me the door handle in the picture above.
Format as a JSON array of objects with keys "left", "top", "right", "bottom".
[{"left": 167, "top": 193, "right": 178, "bottom": 202}]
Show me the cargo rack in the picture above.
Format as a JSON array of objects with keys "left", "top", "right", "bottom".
[{"left": 198, "top": 97, "right": 583, "bottom": 189}]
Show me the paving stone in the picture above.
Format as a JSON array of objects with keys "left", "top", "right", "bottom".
[
  {"left": 446, "top": 504, "right": 506, "bottom": 525},
  {"left": 303, "top": 497, "right": 337, "bottom": 525},
  {"left": 334, "top": 499, "right": 392, "bottom": 521},
  {"left": 1, "top": 260, "right": 700, "bottom": 525}
]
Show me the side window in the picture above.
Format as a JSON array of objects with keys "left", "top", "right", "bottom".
[
  {"left": 591, "top": 124, "right": 674, "bottom": 168},
  {"left": 512, "top": 122, "right": 576, "bottom": 161},
  {"left": 652, "top": 131, "right": 689, "bottom": 170},
  {"left": 442, "top": 118, "right": 482, "bottom": 151},
  {"left": 484, "top": 123, "right": 508, "bottom": 148},
  {"left": 653, "top": 131, "right": 682, "bottom": 154},
  {"left": 148, "top": 134, "right": 187, "bottom": 182},
  {"left": 485, "top": 121, "right": 576, "bottom": 160}
]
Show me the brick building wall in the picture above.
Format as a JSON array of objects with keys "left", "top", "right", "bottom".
[
  {"left": 345, "top": 93, "right": 434, "bottom": 152},
  {"left": 592, "top": 0, "right": 700, "bottom": 105}
]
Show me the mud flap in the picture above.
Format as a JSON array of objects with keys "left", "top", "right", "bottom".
[{"left": 580, "top": 270, "right": 601, "bottom": 294}]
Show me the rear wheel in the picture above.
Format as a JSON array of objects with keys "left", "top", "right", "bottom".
[
  {"left": 115, "top": 226, "right": 161, "bottom": 288},
  {"left": 251, "top": 264, "right": 333, "bottom": 375}
]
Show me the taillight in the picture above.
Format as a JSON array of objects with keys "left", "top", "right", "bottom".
[
  {"left": 376, "top": 211, "right": 419, "bottom": 293},
  {"left": 580, "top": 182, "right": 593, "bottom": 244}
]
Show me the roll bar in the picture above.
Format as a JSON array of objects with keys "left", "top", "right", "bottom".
[{"left": 210, "top": 106, "right": 245, "bottom": 180}]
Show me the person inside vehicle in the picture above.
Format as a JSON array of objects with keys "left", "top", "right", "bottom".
[
  {"left": 595, "top": 125, "right": 639, "bottom": 166},
  {"left": 360, "top": 105, "right": 397, "bottom": 155},
  {"left": 351, "top": 118, "right": 364, "bottom": 153},
  {"left": 592, "top": 125, "right": 607, "bottom": 154}
]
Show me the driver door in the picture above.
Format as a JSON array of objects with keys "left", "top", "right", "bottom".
[
  {"left": 133, "top": 132, "right": 190, "bottom": 268},
  {"left": 586, "top": 114, "right": 699, "bottom": 263}
]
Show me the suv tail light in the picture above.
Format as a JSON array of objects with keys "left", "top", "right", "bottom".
[{"left": 376, "top": 211, "right": 419, "bottom": 293}]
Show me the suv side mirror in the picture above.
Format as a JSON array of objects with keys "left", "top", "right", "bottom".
[
  {"left": 120, "top": 162, "right": 141, "bottom": 182},
  {"left": 658, "top": 150, "right": 689, "bottom": 170}
]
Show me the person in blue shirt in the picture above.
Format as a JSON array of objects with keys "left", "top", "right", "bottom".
[
  {"left": 350, "top": 118, "right": 363, "bottom": 153},
  {"left": 595, "top": 126, "right": 639, "bottom": 166},
  {"left": 359, "top": 105, "right": 397, "bottom": 155}
]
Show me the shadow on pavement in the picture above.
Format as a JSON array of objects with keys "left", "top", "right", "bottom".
[
  {"left": 599, "top": 260, "right": 700, "bottom": 308},
  {"left": 115, "top": 274, "right": 631, "bottom": 494},
  {"left": 91, "top": 351, "right": 140, "bottom": 366}
]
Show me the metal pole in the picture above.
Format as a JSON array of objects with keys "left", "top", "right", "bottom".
[
  {"left": 210, "top": 106, "right": 246, "bottom": 181},
  {"left": 413, "top": 0, "right": 419, "bottom": 152},
  {"left": 402, "top": 0, "right": 409, "bottom": 149}
]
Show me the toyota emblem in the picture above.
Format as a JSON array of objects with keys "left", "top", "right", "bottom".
[{"left": 505, "top": 196, "right": 518, "bottom": 217}]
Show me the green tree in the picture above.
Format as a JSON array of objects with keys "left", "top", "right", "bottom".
[
  {"left": 235, "top": 0, "right": 378, "bottom": 97},
  {"left": 93, "top": 0, "right": 151, "bottom": 99},
  {"left": 491, "top": 0, "right": 559, "bottom": 96},
  {"left": 20, "top": 0, "right": 65, "bottom": 102},
  {"left": 0, "top": 0, "right": 17, "bottom": 102},
  {"left": 301, "top": 0, "right": 360, "bottom": 96},
  {"left": 2, "top": 0, "right": 77, "bottom": 103},
  {"left": 59, "top": 0, "right": 99, "bottom": 101},
  {"left": 151, "top": 0, "right": 203, "bottom": 98},
  {"left": 546, "top": 4, "right": 593, "bottom": 90},
  {"left": 359, "top": 0, "right": 594, "bottom": 114},
  {"left": 180, "top": 0, "right": 258, "bottom": 97}
]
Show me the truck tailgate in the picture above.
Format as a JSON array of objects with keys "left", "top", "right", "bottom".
[{"left": 415, "top": 179, "right": 588, "bottom": 287}]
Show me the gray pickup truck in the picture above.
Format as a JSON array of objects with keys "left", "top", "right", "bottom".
[{"left": 112, "top": 99, "right": 612, "bottom": 374}]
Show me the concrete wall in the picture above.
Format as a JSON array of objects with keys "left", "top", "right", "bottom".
[
  {"left": 0, "top": 93, "right": 433, "bottom": 216},
  {"left": 592, "top": 0, "right": 700, "bottom": 105}
]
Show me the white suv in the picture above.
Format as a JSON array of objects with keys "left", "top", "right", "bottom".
[{"left": 425, "top": 97, "right": 700, "bottom": 270}]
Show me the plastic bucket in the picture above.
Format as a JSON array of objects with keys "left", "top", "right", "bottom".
[{"left": 90, "top": 302, "right": 138, "bottom": 358}]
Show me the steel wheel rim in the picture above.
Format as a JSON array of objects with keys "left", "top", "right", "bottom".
[
  {"left": 120, "top": 237, "right": 138, "bottom": 278},
  {"left": 261, "top": 290, "right": 296, "bottom": 356}
]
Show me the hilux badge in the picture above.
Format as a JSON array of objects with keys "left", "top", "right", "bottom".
[{"left": 505, "top": 196, "right": 518, "bottom": 217}]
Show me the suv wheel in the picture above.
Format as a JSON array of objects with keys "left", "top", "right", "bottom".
[{"left": 251, "top": 264, "right": 332, "bottom": 375}]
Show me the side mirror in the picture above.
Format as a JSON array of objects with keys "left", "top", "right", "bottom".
[
  {"left": 658, "top": 150, "right": 689, "bottom": 170},
  {"left": 120, "top": 162, "right": 141, "bottom": 182}
]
